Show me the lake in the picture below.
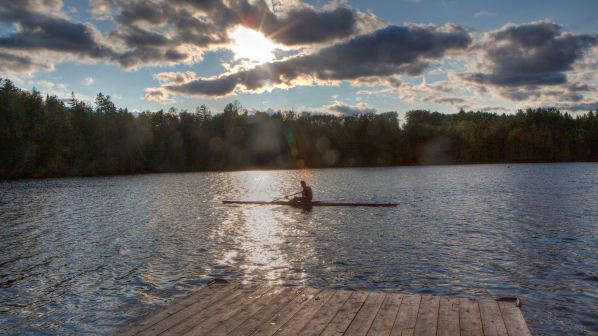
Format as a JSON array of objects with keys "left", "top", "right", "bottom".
[{"left": 1, "top": 163, "right": 597, "bottom": 335}]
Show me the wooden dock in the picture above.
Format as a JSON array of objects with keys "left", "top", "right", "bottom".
[{"left": 115, "top": 283, "right": 531, "bottom": 336}]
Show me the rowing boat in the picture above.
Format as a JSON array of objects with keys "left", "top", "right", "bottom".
[{"left": 222, "top": 200, "right": 398, "bottom": 207}]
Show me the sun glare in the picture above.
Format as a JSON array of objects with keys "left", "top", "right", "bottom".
[{"left": 232, "top": 26, "right": 276, "bottom": 64}]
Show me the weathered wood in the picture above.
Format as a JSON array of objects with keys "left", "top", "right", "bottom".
[
  {"left": 178, "top": 285, "right": 274, "bottom": 336},
  {"left": 345, "top": 292, "right": 385, "bottom": 336},
  {"left": 437, "top": 297, "right": 460, "bottom": 336},
  {"left": 137, "top": 284, "right": 249, "bottom": 336},
  {"left": 227, "top": 286, "right": 306, "bottom": 336},
  {"left": 479, "top": 299, "right": 509, "bottom": 336},
  {"left": 390, "top": 295, "right": 422, "bottom": 336},
  {"left": 270, "top": 289, "right": 337, "bottom": 336},
  {"left": 295, "top": 290, "right": 353, "bottom": 336},
  {"left": 366, "top": 293, "right": 403, "bottom": 336},
  {"left": 497, "top": 301, "right": 532, "bottom": 336},
  {"left": 252, "top": 288, "right": 327, "bottom": 336},
  {"left": 459, "top": 298, "right": 483, "bottom": 336},
  {"left": 321, "top": 291, "right": 370, "bottom": 336},
  {"left": 115, "top": 284, "right": 532, "bottom": 336},
  {"left": 413, "top": 295, "right": 440, "bottom": 336},
  {"left": 151, "top": 284, "right": 261, "bottom": 336},
  {"left": 115, "top": 283, "right": 233, "bottom": 336},
  {"left": 201, "top": 286, "right": 294, "bottom": 336}
]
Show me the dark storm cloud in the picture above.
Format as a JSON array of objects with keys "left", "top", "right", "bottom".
[
  {"left": 433, "top": 97, "right": 466, "bottom": 105},
  {"left": 0, "top": 51, "right": 50, "bottom": 72},
  {"left": 258, "top": 6, "right": 359, "bottom": 46},
  {"left": 554, "top": 102, "right": 598, "bottom": 112},
  {"left": 0, "top": 0, "right": 62, "bottom": 13},
  {"left": 108, "top": 25, "right": 171, "bottom": 47},
  {"left": 166, "top": 24, "right": 473, "bottom": 97},
  {"left": 110, "top": 47, "right": 188, "bottom": 68},
  {"left": 0, "top": 2, "right": 113, "bottom": 59},
  {"left": 114, "top": 0, "right": 185, "bottom": 26},
  {"left": 166, "top": 75, "right": 242, "bottom": 98},
  {"left": 458, "top": 21, "right": 598, "bottom": 87},
  {"left": 567, "top": 82, "right": 590, "bottom": 92},
  {"left": 459, "top": 72, "right": 568, "bottom": 86}
]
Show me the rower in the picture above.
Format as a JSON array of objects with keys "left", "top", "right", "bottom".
[{"left": 290, "top": 181, "right": 313, "bottom": 203}]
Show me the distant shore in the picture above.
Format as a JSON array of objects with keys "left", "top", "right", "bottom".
[{"left": 2, "top": 78, "right": 597, "bottom": 180}]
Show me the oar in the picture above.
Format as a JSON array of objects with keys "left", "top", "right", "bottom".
[
  {"left": 247, "top": 191, "right": 302, "bottom": 209},
  {"left": 271, "top": 191, "right": 302, "bottom": 202}
]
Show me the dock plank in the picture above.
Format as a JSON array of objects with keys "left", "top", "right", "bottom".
[
  {"left": 227, "top": 286, "right": 306, "bottom": 336},
  {"left": 320, "top": 291, "right": 370, "bottom": 336},
  {"left": 178, "top": 285, "right": 274, "bottom": 336},
  {"left": 366, "top": 294, "right": 403, "bottom": 336},
  {"left": 202, "top": 286, "right": 294, "bottom": 336},
  {"left": 295, "top": 290, "right": 353, "bottom": 336},
  {"left": 459, "top": 298, "right": 483, "bottom": 336},
  {"left": 115, "top": 283, "right": 234, "bottom": 336},
  {"left": 115, "top": 284, "right": 532, "bottom": 336},
  {"left": 413, "top": 295, "right": 440, "bottom": 336},
  {"left": 253, "top": 288, "right": 328, "bottom": 336},
  {"left": 497, "top": 301, "right": 532, "bottom": 336},
  {"left": 479, "top": 299, "right": 508, "bottom": 336},
  {"left": 390, "top": 295, "right": 422, "bottom": 336},
  {"left": 345, "top": 292, "right": 385, "bottom": 336},
  {"left": 152, "top": 284, "right": 261, "bottom": 336},
  {"left": 270, "top": 289, "right": 337, "bottom": 336},
  {"left": 437, "top": 297, "right": 460, "bottom": 336}
]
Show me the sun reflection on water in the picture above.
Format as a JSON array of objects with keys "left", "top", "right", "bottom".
[{"left": 211, "top": 170, "right": 318, "bottom": 285}]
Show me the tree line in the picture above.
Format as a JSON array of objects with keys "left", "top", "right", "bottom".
[{"left": 1, "top": 78, "right": 597, "bottom": 179}]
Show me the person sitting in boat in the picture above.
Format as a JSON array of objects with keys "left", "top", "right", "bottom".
[{"left": 290, "top": 181, "right": 313, "bottom": 203}]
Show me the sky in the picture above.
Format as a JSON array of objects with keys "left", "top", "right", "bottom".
[{"left": 1, "top": 0, "right": 597, "bottom": 120}]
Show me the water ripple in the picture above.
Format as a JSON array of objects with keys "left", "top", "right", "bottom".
[{"left": 1, "top": 164, "right": 597, "bottom": 335}]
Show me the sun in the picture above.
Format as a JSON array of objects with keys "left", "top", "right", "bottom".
[{"left": 231, "top": 26, "right": 277, "bottom": 64}]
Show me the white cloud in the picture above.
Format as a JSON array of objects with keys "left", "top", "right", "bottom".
[
  {"left": 38, "top": 80, "right": 55, "bottom": 88},
  {"left": 302, "top": 101, "right": 379, "bottom": 116},
  {"left": 82, "top": 77, "right": 94, "bottom": 86}
]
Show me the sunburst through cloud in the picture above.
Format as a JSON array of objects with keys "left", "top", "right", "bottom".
[{"left": 232, "top": 26, "right": 277, "bottom": 64}]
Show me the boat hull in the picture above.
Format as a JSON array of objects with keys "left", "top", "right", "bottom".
[{"left": 222, "top": 200, "right": 397, "bottom": 207}]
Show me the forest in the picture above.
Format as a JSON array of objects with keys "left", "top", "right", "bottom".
[{"left": 1, "top": 78, "right": 597, "bottom": 179}]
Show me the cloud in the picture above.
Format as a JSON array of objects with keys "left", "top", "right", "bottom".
[
  {"left": 323, "top": 101, "right": 378, "bottom": 116},
  {"left": 0, "top": 2, "right": 114, "bottom": 60},
  {"left": 0, "top": 0, "right": 64, "bottom": 13},
  {"left": 87, "top": 0, "right": 384, "bottom": 69},
  {"left": 82, "top": 77, "right": 94, "bottom": 85},
  {"left": 143, "top": 87, "right": 175, "bottom": 103},
  {"left": 474, "top": 11, "right": 496, "bottom": 18},
  {"left": 164, "top": 23, "right": 473, "bottom": 97},
  {"left": 516, "top": 100, "right": 598, "bottom": 113},
  {"left": 109, "top": 47, "right": 189, "bottom": 68},
  {"left": 1, "top": 0, "right": 383, "bottom": 71},
  {"left": 458, "top": 21, "right": 598, "bottom": 88},
  {"left": 38, "top": 80, "right": 55, "bottom": 88},
  {"left": 0, "top": 51, "right": 53, "bottom": 73},
  {"left": 154, "top": 71, "right": 197, "bottom": 84},
  {"left": 432, "top": 97, "right": 466, "bottom": 105},
  {"left": 455, "top": 104, "right": 512, "bottom": 112}
]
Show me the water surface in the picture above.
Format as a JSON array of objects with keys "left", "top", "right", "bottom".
[{"left": 1, "top": 163, "right": 597, "bottom": 335}]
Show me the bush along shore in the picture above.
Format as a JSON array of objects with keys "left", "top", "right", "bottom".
[{"left": 1, "top": 78, "right": 597, "bottom": 179}]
